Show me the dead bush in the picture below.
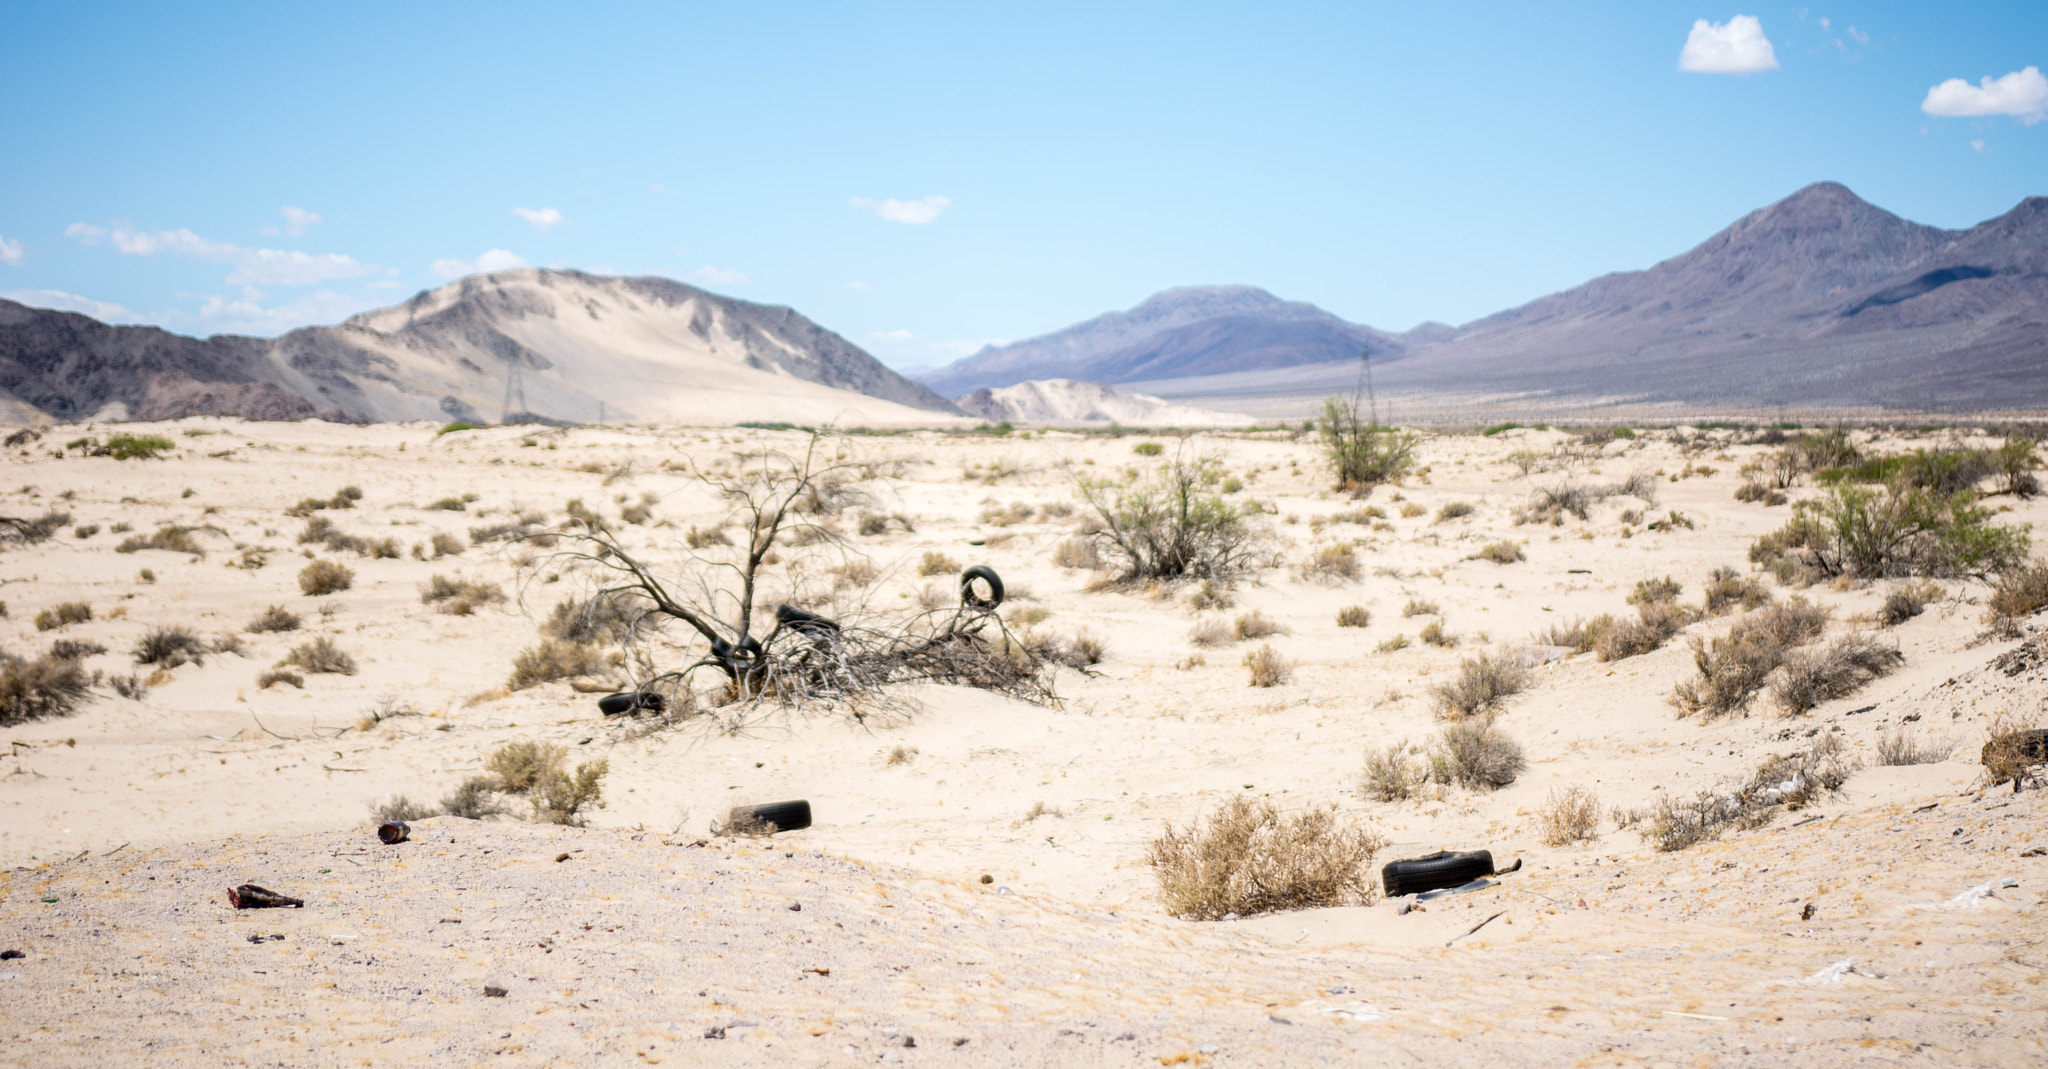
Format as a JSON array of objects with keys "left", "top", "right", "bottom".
[
  {"left": 1978, "top": 713, "right": 2046, "bottom": 788},
  {"left": 1701, "top": 566, "right": 1772, "bottom": 615},
  {"left": 1362, "top": 743, "right": 1422, "bottom": 801},
  {"left": 1473, "top": 540, "right": 1523, "bottom": 564},
  {"left": 1987, "top": 561, "right": 2048, "bottom": 638},
  {"left": 134, "top": 626, "right": 207, "bottom": 668},
  {"left": 1050, "top": 537, "right": 1100, "bottom": 570},
  {"left": 1188, "top": 617, "right": 1233, "bottom": 647},
  {"left": 1671, "top": 601, "right": 1828, "bottom": 719},
  {"left": 1772, "top": 634, "right": 1903, "bottom": 715},
  {"left": 298, "top": 559, "right": 354, "bottom": 596},
  {"left": 1419, "top": 619, "right": 1456, "bottom": 647},
  {"left": 1302, "top": 544, "right": 1359, "bottom": 583},
  {"left": 532, "top": 758, "right": 609, "bottom": 826},
  {"left": 1538, "top": 784, "right": 1601, "bottom": 845},
  {"left": 1876, "top": 728, "right": 1954, "bottom": 767},
  {"left": 441, "top": 776, "right": 511, "bottom": 819},
  {"left": 1336, "top": 605, "right": 1371, "bottom": 628},
  {"left": 919, "top": 551, "right": 961, "bottom": 577},
  {"left": 1647, "top": 735, "right": 1853, "bottom": 851},
  {"left": 281, "top": 636, "right": 357, "bottom": 675},
  {"left": 35, "top": 601, "right": 92, "bottom": 631},
  {"left": 1402, "top": 598, "right": 1438, "bottom": 617},
  {"left": 485, "top": 740, "right": 568, "bottom": 794},
  {"left": 1430, "top": 718, "right": 1526, "bottom": 789},
  {"left": 0, "top": 653, "right": 94, "bottom": 726},
  {"left": 1233, "top": 611, "right": 1284, "bottom": 640},
  {"left": 1429, "top": 651, "right": 1529, "bottom": 718},
  {"left": 1595, "top": 601, "right": 1694, "bottom": 661},
  {"left": 1148, "top": 795, "right": 1387, "bottom": 920},
  {"left": 1627, "top": 576, "right": 1683, "bottom": 605},
  {"left": 247, "top": 605, "right": 301, "bottom": 633},
  {"left": 1242, "top": 644, "right": 1289, "bottom": 687},
  {"left": 508, "top": 640, "right": 602, "bottom": 689},
  {"left": 256, "top": 668, "right": 303, "bottom": 689},
  {"left": 1879, "top": 580, "right": 1942, "bottom": 627},
  {"left": 420, "top": 574, "right": 506, "bottom": 616}
]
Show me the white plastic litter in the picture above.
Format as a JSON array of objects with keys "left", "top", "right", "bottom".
[
  {"left": 1303, "top": 999, "right": 1387, "bottom": 1022},
  {"left": 1946, "top": 881, "right": 1998, "bottom": 909},
  {"left": 1807, "top": 960, "right": 1857, "bottom": 984}
]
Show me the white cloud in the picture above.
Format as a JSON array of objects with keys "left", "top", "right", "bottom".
[
  {"left": 1971, "top": 139, "right": 1990, "bottom": 153},
  {"left": 512, "top": 206, "right": 564, "bottom": 231},
  {"left": 261, "top": 205, "right": 323, "bottom": 236},
  {"left": 1679, "top": 15, "right": 1779, "bottom": 74},
  {"left": 2, "top": 288, "right": 133, "bottom": 320},
  {"left": 0, "top": 234, "right": 23, "bottom": 266},
  {"left": 180, "top": 288, "right": 382, "bottom": 336},
  {"left": 685, "top": 266, "right": 749, "bottom": 286},
  {"left": 850, "top": 194, "right": 952, "bottom": 225},
  {"left": 845, "top": 280, "right": 869, "bottom": 290},
  {"left": 430, "top": 248, "right": 529, "bottom": 279},
  {"left": 1922, "top": 66, "right": 2048, "bottom": 125},
  {"left": 63, "top": 220, "right": 373, "bottom": 284},
  {"left": 648, "top": 183, "right": 670, "bottom": 194},
  {"left": 1845, "top": 25, "right": 1868, "bottom": 45}
]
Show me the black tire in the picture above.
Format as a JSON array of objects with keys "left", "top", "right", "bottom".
[
  {"left": 598, "top": 691, "right": 665, "bottom": 716},
  {"left": 726, "top": 799, "right": 812, "bottom": 834},
  {"left": 776, "top": 604, "right": 841, "bottom": 640},
  {"left": 710, "top": 636, "right": 764, "bottom": 673},
  {"left": 960, "top": 565, "right": 1004, "bottom": 611},
  {"left": 1380, "top": 850, "right": 1495, "bottom": 897}
]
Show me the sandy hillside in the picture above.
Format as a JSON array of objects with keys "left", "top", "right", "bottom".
[{"left": 1, "top": 417, "right": 2044, "bottom": 1066}]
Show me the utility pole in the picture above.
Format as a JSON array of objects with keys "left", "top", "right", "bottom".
[{"left": 500, "top": 357, "right": 526, "bottom": 424}]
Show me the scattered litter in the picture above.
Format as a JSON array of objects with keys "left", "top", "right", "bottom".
[
  {"left": 226, "top": 884, "right": 303, "bottom": 909},
  {"left": 996, "top": 887, "right": 1012, "bottom": 895},
  {"left": 483, "top": 985, "right": 507, "bottom": 998},
  {"left": 1790, "top": 816, "right": 1824, "bottom": 828},
  {"left": 1661, "top": 1010, "right": 1728, "bottom": 1021},
  {"left": 1447, "top": 911, "right": 1507, "bottom": 946},
  {"left": 1941, "top": 880, "right": 2006, "bottom": 909},
  {"left": 244, "top": 933, "right": 285, "bottom": 944},
  {"left": 377, "top": 821, "right": 409, "bottom": 844},
  {"left": 1806, "top": 960, "right": 1856, "bottom": 984},
  {"left": 1304, "top": 999, "right": 1387, "bottom": 1022},
  {"left": 702, "top": 1026, "right": 726, "bottom": 1039},
  {"left": 0, "top": 950, "right": 22, "bottom": 960}
]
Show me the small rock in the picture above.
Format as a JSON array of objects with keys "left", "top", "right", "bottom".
[
  {"left": 979, "top": 874, "right": 993, "bottom": 884},
  {"left": 482, "top": 985, "right": 508, "bottom": 998},
  {"left": 0, "top": 950, "right": 23, "bottom": 960},
  {"left": 1199, "top": 1045, "right": 1220, "bottom": 1054},
  {"left": 787, "top": 901, "right": 801, "bottom": 912},
  {"left": 553, "top": 852, "right": 571, "bottom": 863},
  {"left": 703, "top": 1025, "right": 726, "bottom": 1040},
  {"left": 952, "top": 1038, "right": 969, "bottom": 1047},
  {"left": 1268, "top": 1015, "right": 1293, "bottom": 1025}
]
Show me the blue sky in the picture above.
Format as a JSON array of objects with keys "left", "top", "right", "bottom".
[{"left": 2, "top": 3, "right": 2042, "bottom": 371}]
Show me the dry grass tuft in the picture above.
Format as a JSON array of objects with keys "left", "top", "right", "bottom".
[
  {"left": 1402, "top": 598, "right": 1438, "bottom": 617},
  {"left": 508, "top": 639, "right": 603, "bottom": 689},
  {"left": 1302, "top": 543, "right": 1359, "bottom": 583},
  {"left": 1418, "top": 619, "right": 1457, "bottom": 648},
  {"left": 1987, "top": 561, "right": 2048, "bottom": 638},
  {"left": 1647, "top": 735, "right": 1853, "bottom": 851},
  {"left": 1186, "top": 579, "right": 1233, "bottom": 612},
  {"left": 0, "top": 653, "right": 93, "bottom": 726},
  {"left": 1430, "top": 717, "right": 1526, "bottom": 789},
  {"left": 1188, "top": 617, "right": 1233, "bottom": 647},
  {"left": 1876, "top": 728, "right": 1954, "bottom": 767},
  {"left": 1232, "top": 611, "right": 1284, "bottom": 640},
  {"left": 1771, "top": 633, "right": 1903, "bottom": 715},
  {"left": 1472, "top": 540, "right": 1523, "bottom": 564},
  {"left": 1335, "top": 605, "right": 1371, "bottom": 628},
  {"left": 35, "top": 601, "right": 92, "bottom": 631},
  {"left": 1375, "top": 633, "right": 1411, "bottom": 653},
  {"left": 280, "top": 636, "right": 357, "bottom": 675},
  {"left": 1435, "top": 501, "right": 1475, "bottom": 523},
  {"left": 298, "top": 559, "right": 354, "bottom": 596},
  {"left": 420, "top": 574, "right": 506, "bottom": 615},
  {"left": 1538, "top": 784, "right": 1601, "bottom": 845},
  {"left": 1671, "top": 600, "right": 1828, "bottom": 719},
  {"left": 1148, "top": 796, "right": 1386, "bottom": 920},
  {"left": 1429, "top": 652, "right": 1529, "bottom": 719},
  {"left": 247, "top": 604, "right": 300, "bottom": 633},
  {"left": 1361, "top": 743, "right": 1423, "bottom": 801},
  {"left": 1242, "top": 643, "right": 1290, "bottom": 687}
]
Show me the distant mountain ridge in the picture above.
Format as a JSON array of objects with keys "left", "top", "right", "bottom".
[
  {"left": 0, "top": 270, "right": 960, "bottom": 425},
  {"left": 926, "top": 183, "right": 2048, "bottom": 412}
]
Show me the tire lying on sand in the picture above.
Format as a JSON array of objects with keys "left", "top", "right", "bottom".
[
  {"left": 1381, "top": 850, "right": 1497, "bottom": 897},
  {"left": 960, "top": 565, "right": 1004, "bottom": 611},
  {"left": 722, "top": 800, "right": 813, "bottom": 836},
  {"left": 597, "top": 691, "right": 666, "bottom": 716}
]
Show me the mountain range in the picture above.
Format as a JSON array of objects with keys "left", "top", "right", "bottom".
[
  {"left": 0, "top": 271, "right": 958, "bottom": 426},
  {"left": 921, "top": 182, "right": 2048, "bottom": 413}
]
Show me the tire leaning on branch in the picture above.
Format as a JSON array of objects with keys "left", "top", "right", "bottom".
[{"left": 960, "top": 565, "right": 1004, "bottom": 611}]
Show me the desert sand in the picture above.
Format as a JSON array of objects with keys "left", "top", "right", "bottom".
[{"left": 1, "top": 416, "right": 2043, "bottom": 1066}]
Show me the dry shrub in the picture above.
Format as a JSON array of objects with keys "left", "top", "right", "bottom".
[
  {"left": 247, "top": 604, "right": 300, "bottom": 633},
  {"left": 885, "top": 744, "right": 917, "bottom": 766},
  {"left": 1019, "top": 800, "right": 1062, "bottom": 823},
  {"left": 1302, "top": 544, "right": 1359, "bottom": 583},
  {"left": 832, "top": 559, "right": 879, "bottom": 589},
  {"left": 1187, "top": 579, "right": 1233, "bottom": 612},
  {"left": 1233, "top": 611, "right": 1284, "bottom": 640},
  {"left": 1473, "top": 540, "right": 1523, "bottom": 564},
  {"left": 1336, "top": 605, "right": 1371, "bottom": 628},
  {"left": 134, "top": 626, "right": 207, "bottom": 668},
  {"left": 0, "top": 653, "right": 93, "bottom": 726},
  {"left": 541, "top": 592, "right": 641, "bottom": 644},
  {"left": 50, "top": 639, "right": 106, "bottom": 660},
  {"left": 980, "top": 500, "right": 1035, "bottom": 526},
  {"left": 1376, "top": 634, "right": 1410, "bottom": 653},
  {"left": 371, "top": 796, "right": 439, "bottom": 823},
  {"left": 1429, "top": 651, "right": 1529, "bottom": 719},
  {"left": 919, "top": 551, "right": 961, "bottom": 577},
  {"left": 1647, "top": 735, "right": 1853, "bottom": 851},
  {"left": 298, "top": 559, "right": 354, "bottom": 596},
  {"left": 1419, "top": 619, "right": 1456, "bottom": 647},
  {"left": 1242, "top": 644, "right": 1289, "bottom": 687},
  {"left": 1148, "top": 796, "right": 1386, "bottom": 920},
  {"left": 441, "top": 776, "right": 511, "bottom": 819},
  {"left": 35, "top": 601, "right": 92, "bottom": 631},
  {"left": 1627, "top": 576, "right": 1683, "bottom": 605},
  {"left": 256, "top": 668, "right": 303, "bottom": 689},
  {"left": 116, "top": 524, "right": 205, "bottom": 556},
  {"left": 1362, "top": 743, "right": 1422, "bottom": 801},
  {"left": 1671, "top": 600, "right": 1828, "bottom": 719},
  {"left": 1430, "top": 718, "right": 1526, "bottom": 789},
  {"left": 430, "top": 531, "right": 466, "bottom": 558},
  {"left": 1538, "top": 784, "right": 1601, "bottom": 846},
  {"left": 1435, "top": 501, "right": 1475, "bottom": 523},
  {"left": 1987, "top": 561, "right": 2048, "bottom": 638},
  {"left": 532, "top": 758, "right": 609, "bottom": 825},
  {"left": 281, "top": 636, "right": 357, "bottom": 675},
  {"left": 1400, "top": 502, "right": 1426, "bottom": 519},
  {"left": 1772, "top": 634, "right": 1903, "bottom": 715},
  {"left": 1876, "top": 728, "right": 1954, "bottom": 767},
  {"left": 1007, "top": 605, "right": 1049, "bottom": 627},
  {"left": 685, "top": 525, "right": 731, "bottom": 549},
  {"left": 1701, "top": 566, "right": 1772, "bottom": 615},
  {"left": 1879, "top": 580, "right": 1941, "bottom": 627},
  {"left": 1402, "top": 598, "right": 1438, "bottom": 617},
  {"left": 1979, "top": 713, "right": 2046, "bottom": 788},
  {"left": 1050, "top": 537, "right": 1100, "bottom": 570},
  {"left": 1188, "top": 617, "right": 1233, "bottom": 647},
  {"left": 485, "top": 740, "right": 568, "bottom": 794},
  {"left": 1538, "top": 614, "right": 1611, "bottom": 654},
  {"left": 1596, "top": 600, "right": 1694, "bottom": 661},
  {"left": 420, "top": 574, "right": 506, "bottom": 615},
  {"left": 508, "top": 639, "right": 602, "bottom": 689}
]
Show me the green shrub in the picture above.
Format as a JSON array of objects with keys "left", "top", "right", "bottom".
[
  {"left": 1750, "top": 483, "right": 2029, "bottom": 581},
  {"left": 1131, "top": 441, "right": 1164, "bottom": 457},
  {"left": 1076, "top": 446, "right": 1258, "bottom": 581},
  {"left": 99, "top": 433, "right": 175, "bottom": 460},
  {"left": 438, "top": 421, "right": 482, "bottom": 435},
  {"left": 1316, "top": 396, "right": 1416, "bottom": 492}
]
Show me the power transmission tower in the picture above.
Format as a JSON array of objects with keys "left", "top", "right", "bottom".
[
  {"left": 499, "top": 357, "right": 526, "bottom": 424},
  {"left": 1351, "top": 344, "right": 1379, "bottom": 428}
]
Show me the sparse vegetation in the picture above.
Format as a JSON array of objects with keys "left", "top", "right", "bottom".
[
  {"left": 247, "top": 605, "right": 301, "bottom": 633},
  {"left": 1647, "top": 735, "right": 1853, "bottom": 851},
  {"left": 134, "top": 626, "right": 207, "bottom": 668},
  {"left": 1430, "top": 717, "right": 1526, "bottom": 789},
  {"left": 1987, "top": 561, "right": 2048, "bottom": 637},
  {"left": 1316, "top": 394, "right": 1416, "bottom": 493},
  {"left": 1233, "top": 611, "right": 1284, "bottom": 640},
  {"left": 1428, "top": 651, "right": 1529, "bottom": 719},
  {"left": 0, "top": 652, "right": 94, "bottom": 725},
  {"left": 1336, "top": 605, "right": 1371, "bottom": 628},
  {"left": 1418, "top": 619, "right": 1455, "bottom": 647},
  {"left": 1749, "top": 482, "right": 2029, "bottom": 582},
  {"left": 1672, "top": 601, "right": 1829, "bottom": 719},
  {"left": 1402, "top": 598, "right": 1437, "bottom": 617},
  {"left": 482, "top": 739, "right": 608, "bottom": 825},
  {"left": 1771, "top": 634, "right": 1903, "bottom": 715},
  {"left": 1362, "top": 743, "right": 1422, "bottom": 801},
  {"left": 919, "top": 551, "right": 961, "bottom": 577},
  {"left": 1050, "top": 537, "right": 1100, "bottom": 570},
  {"left": 1473, "top": 540, "right": 1523, "bottom": 564},
  {"left": 298, "top": 559, "right": 354, "bottom": 596},
  {"left": 1701, "top": 565, "right": 1772, "bottom": 615},
  {"left": 1242, "top": 643, "right": 1289, "bottom": 687},
  {"left": 1075, "top": 444, "right": 1260, "bottom": 582},
  {"left": 420, "top": 574, "right": 506, "bottom": 615},
  {"left": 116, "top": 524, "right": 205, "bottom": 556},
  {"left": 429, "top": 531, "right": 466, "bottom": 558},
  {"left": 1538, "top": 784, "right": 1601, "bottom": 845},
  {"left": 1435, "top": 501, "right": 1474, "bottom": 523},
  {"left": 486, "top": 740, "right": 568, "bottom": 794},
  {"left": 1188, "top": 617, "right": 1233, "bottom": 647},
  {"left": 35, "top": 601, "right": 92, "bottom": 631},
  {"left": 1131, "top": 441, "right": 1164, "bottom": 457},
  {"left": 1876, "top": 728, "right": 1954, "bottom": 767},
  {"left": 1375, "top": 634, "right": 1411, "bottom": 653},
  {"left": 280, "top": 636, "right": 357, "bottom": 675},
  {"left": 508, "top": 639, "right": 603, "bottom": 689},
  {"left": 1301, "top": 543, "right": 1359, "bottom": 583},
  {"left": 1148, "top": 795, "right": 1387, "bottom": 920}
]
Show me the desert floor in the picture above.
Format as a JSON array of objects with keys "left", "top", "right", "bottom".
[{"left": 1, "top": 417, "right": 2043, "bottom": 1067}]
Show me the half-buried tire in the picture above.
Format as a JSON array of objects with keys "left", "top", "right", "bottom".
[
  {"left": 960, "top": 565, "right": 1004, "bottom": 611},
  {"left": 1381, "top": 850, "right": 1495, "bottom": 897},
  {"left": 597, "top": 691, "right": 665, "bottom": 716},
  {"left": 725, "top": 800, "right": 812, "bottom": 836}
]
